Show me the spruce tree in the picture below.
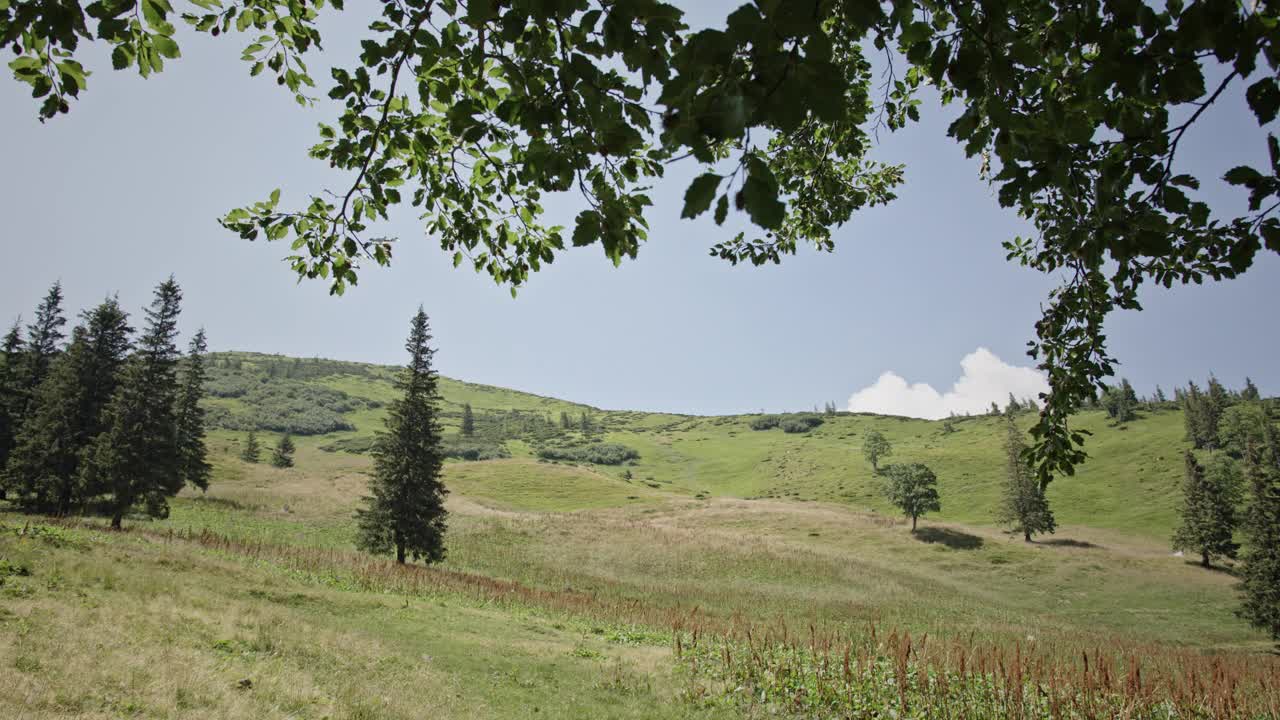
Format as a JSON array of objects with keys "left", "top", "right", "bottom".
[
  {"left": 1183, "top": 381, "right": 1211, "bottom": 449},
  {"left": 240, "top": 430, "right": 262, "bottom": 463},
  {"left": 356, "top": 307, "right": 448, "bottom": 564},
  {"left": 1205, "top": 376, "right": 1230, "bottom": 446},
  {"left": 5, "top": 299, "right": 132, "bottom": 514},
  {"left": 1242, "top": 377, "right": 1261, "bottom": 402},
  {"left": 22, "top": 282, "right": 67, "bottom": 400},
  {"left": 0, "top": 321, "right": 24, "bottom": 499},
  {"left": 883, "top": 463, "right": 941, "bottom": 532},
  {"left": 1238, "top": 425, "right": 1280, "bottom": 646},
  {"left": 270, "top": 433, "right": 295, "bottom": 468},
  {"left": 996, "top": 415, "right": 1055, "bottom": 541},
  {"left": 1154, "top": 385, "right": 1167, "bottom": 404},
  {"left": 81, "top": 278, "right": 184, "bottom": 528},
  {"left": 1172, "top": 452, "right": 1241, "bottom": 568},
  {"left": 461, "top": 403, "right": 475, "bottom": 437},
  {"left": 175, "top": 329, "right": 212, "bottom": 492}
]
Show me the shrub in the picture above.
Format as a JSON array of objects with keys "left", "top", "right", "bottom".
[
  {"left": 537, "top": 443, "right": 640, "bottom": 465},
  {"left": 750, "top": 415, "right": 781, "bottom": 431},
  {"left": 440, "top": 438, "right": 511, "bottom": 461},
  {"left": 781, "top": 415, "right": 824, "bottom": 434}
]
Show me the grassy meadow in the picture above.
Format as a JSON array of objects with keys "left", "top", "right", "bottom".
[{"left": 3, "top": 352, "right": 1278, "bottom": 718}]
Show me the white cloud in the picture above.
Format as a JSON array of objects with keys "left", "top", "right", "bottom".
[{"left": 846, "top": 348, "right": 1048, "bottom": 420}]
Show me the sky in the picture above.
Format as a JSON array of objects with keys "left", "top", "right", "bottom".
[{"left": 1, "top": 3, "right": 1277, "bottom": 417}]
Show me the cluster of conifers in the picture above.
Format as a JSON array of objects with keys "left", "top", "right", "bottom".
[{"left": 0, "top": 280, "right": 210, "bottom": 528}]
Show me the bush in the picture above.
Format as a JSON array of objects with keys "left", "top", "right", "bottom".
[
  {"left": 319, "top": 436, "right": 377, "bottom": 454},
  {"left": 537, "top": 443, "right": 640, "bottom": 465},
  {"left": 781, "top": 415, "right": 824, "bottom": 434},
  {"left": 750, "top": 415, "right": 781, "bottom": 431},
  {"left": 441, "top": 438, "right": 510, "bottom": 461}
]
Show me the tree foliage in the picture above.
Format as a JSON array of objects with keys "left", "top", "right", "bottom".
[
  {"left": 356, "top": 307, "right": 448, "bottom": 564},
  {"left": 240, "top": 430, "right": 262, "bottom": 463},
  {"left": 0, "top": 321, "right": 24, "bottom": 498},
  {"left": 862, "top": 429, "right": 892, "bottom": 471},
  {"left": 1239, "top": 423, "right": 1280, "bottom": 647},
  {"left": 883, "top": 462, "right": 940, "bottom": 531},
  {"left": 175, "top": 329, "right": 212, "bottom": 491},
  {"left": 4, "top": 298, "right": 132, "bottom": 514},
  {"left": 1172, "top": 452, "right": 1241, "bottom": 568},
  {"left": 996, "top": 415, "right": 1055, "bottom": 542},
  {"left": 81, "top": 278, "right": 185, "bottom": 528},
  {"left": 269, "top": 432, "right": 295, "bottom": 468},
  {"left": 461, "top": 402, "right": 475, "bottom": 437},
  {"left": 8, "top": 0, "right": 1280, "bottom": 485}
]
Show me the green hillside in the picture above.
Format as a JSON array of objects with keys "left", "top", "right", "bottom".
[
  {"left": 6, "top": 351, "right": 1279, "bottom": 719},
  {"left": 200, "top": 351, "right": 1205, "bottom": 540}
]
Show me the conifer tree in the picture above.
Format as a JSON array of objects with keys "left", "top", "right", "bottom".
[
  {"left": 461, "top": 403, "right": 475, "bottom": 437},
  {"left": 22, "top": 282, "right": 67, "bottom": 400},
  {"left": 580, "top": 412, "right": 591, "bottom": 434},
  {"left": 81, "top": 278, "right": 184, "bottom": 528},
  {"left": 270, "top": 433, "right": 296, "bottom": 468},
  {"left": 1005, "top": 393, "right": 1022, "bottom": 415},
  {"left": 5, "top": 299, "right": 132, "bottom": 514},
  {"left": 356, "top": 308, "right": 448, "bottom": 564},
  {"left": 1154, "top": 386, "right": 1167, "bottom": 404},
  {"left": 883, "top": 463, "right": 941, "bottom": 532},
  {"left": 1205, "top": 376, "right": 1231, "bottom": 445},
  {"left": 240, "top": 430, "right": 262, "bottom": 463},
  {"left": 1238, "top": 425, "right": 1280, "bottom": 647},
  {"left": 175, "top": 329, "right": 212, "bottom": 492},
  {"left": 1183, "top": 381, "right": 1212, "bottom": 449},
  {"left": 1172, "top": 452, "right": 1241, "bottom": 568},
  {"left": 560, "top": 411, "right": 571, "bottom": 429},
  {"left": 1242, "top": 377, "right": 1261, "bottom": 402},
  {"left": 862, "top": 430, "right": 892, "bottom": 472},
  {"left": 997, "top": 415, "right": 1055, "bottom": 541},
  {"left": 0, "top": 321, "right": 24, "bottom": 499}
]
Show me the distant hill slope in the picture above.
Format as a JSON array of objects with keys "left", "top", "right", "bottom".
[{"left": 201, "top": 351, "right": 1273, "bottom": 541}]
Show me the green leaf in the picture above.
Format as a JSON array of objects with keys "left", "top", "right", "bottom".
[{"left": 681, "top": 173, "right": 722, "bottom": 219}]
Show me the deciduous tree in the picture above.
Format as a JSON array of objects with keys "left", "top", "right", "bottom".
[
  {"left": 883, "top": 463, "right": 940, "bottom": 532},
  {"left": 862, "top": 430, "right": 891, "bottom": 472}
]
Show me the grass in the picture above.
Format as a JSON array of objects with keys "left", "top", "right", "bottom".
[{"left": 2, "top": 352, "right": 1277, "bottom": 718}]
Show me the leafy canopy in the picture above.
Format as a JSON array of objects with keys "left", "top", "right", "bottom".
[{"left": 7, "top": 0, "right": 1280, "bottom": 484}]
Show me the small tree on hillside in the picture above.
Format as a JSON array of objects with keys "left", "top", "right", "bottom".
[
  {"left": 1172, "top": 452, "right": 1241, "bottom": 568},
  {"left": 1242, "top": 377, "right": 1261, "bottom": 402},
  {"left": 241, "top": 430, "right": 261, "bottom": 463},
  {"left": 270, "top": 433, "right": 296, "bottom": 468},
  {"left": 862, "top": 430, "right": 891, "bottom": 472},
  {"left": 997, "top": 415, "right": 1055, "bottom": 541},
  {"left": 461, "top": 403, "right": 475, "bottom": 437},
  {"left": 356, "top": 307, "right": 448, "bottom": 565},
  {"left": 1238, "top": 425, "right": 1280, "bottom": 647},
  {"left": 883, "top": 463, "right": 941, "bottom": 532},
  {"left": 175, "top": 329, "right": 212, "bottom": 492},
  {"left": 1154, "top": 385, "right": 1167, "bottom": 404}
]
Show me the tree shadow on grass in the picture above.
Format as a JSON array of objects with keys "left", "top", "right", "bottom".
[
  {"left": 913, "top": 526, "right": 984, "bottom": 550},
  {"left": 1037, "top": 538, "right": 1103, "bottom": 549},
  {"left": 1180, "top": 559, "right": 1238, "bottom": 576}
]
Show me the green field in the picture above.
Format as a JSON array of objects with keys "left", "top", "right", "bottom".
[{"left": 3, "top": 352, "right": 1278, "bottom": 718}]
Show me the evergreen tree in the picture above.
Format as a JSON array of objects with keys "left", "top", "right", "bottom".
[
  {"left": 1242, "top": 377, "right": 1261, "bottom": 402},
  {"left": 461, "top": 403, "right": 475, "bottom": 437},
  {"left": 1172, "top": 452, "right": 1241, "bottom": 568},
  {"left": 1238, "top": 425, "right": 1280, "bottom": 647},
  {"left": 1154, "top": 385, "right": 1167, "bottom": 404},
  {"left": 356, "top": 308, "right": 448, "bottom": 564},
  {"left": 22, "top": 281, "right": 67, "bottom": 400},
  {"left": 270, "top": 433, "right": 296, "bottom": 468},
  {"left": 883, "top": 463, "right": 941, "bottom": 532},
  {"left": 1005, "top": 393, "right": 1022, "bottom": 415},
  {"left": 0, "top": 321, "right": 24, "bottom": 499},
  {"left": 580, "top": 412, "right": 591, "bottom": 434},
  {"left": 1183, "top": 381, "right": 1213, "bottom": 449},
  {"left": 1102, "top": 378, "right": 1137, "bottom": 422},
  {"left": 1219, "top": 403, "right": 1269, "bottom": 459},
  {"left": 1205, "top": 376, "right": 1231, "bottom": 445},
  {"left": 240, "top": 430, "right": 262, "bottom": 463},
  {"left": 560, "top": 411, "right": 571, "bottom": 429},
  {"left": 996, "top": 415, "right": 1055, "bottom": 541},
  {"left": 175, "top": 329, "right": 212, "bottom": 492},
  {"left": 862, "top": 430, "right": 892, "bottom": 471},
  {"left": 5, "top": 299, "right": 132, "bottom": 514},
  {"left": 990, "top": 401, "right": 1001, "bottom": 416},
  {"left": 81, "top": 278, "right": 184, "bottom": 528}
]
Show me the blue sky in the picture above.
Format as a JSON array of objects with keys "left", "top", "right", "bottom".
[{"left": 1, "top": 3, "right": 1276, "bottom": 416}]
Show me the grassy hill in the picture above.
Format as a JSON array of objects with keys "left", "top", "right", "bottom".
[{"left": 4, "top": 351, "right": 1279, "bottom": 718}]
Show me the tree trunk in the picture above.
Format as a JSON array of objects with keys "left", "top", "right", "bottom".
[
  {"left": 110, "top": 512, "right": 123, "bottom": 530},
  {"left": 396, "top": 543, "right": 406, "bottom": 564},
  {"left": 1201, "top": 552, "right": 1210, "bottom": 568},
  {"left": 1024, "top": 529, "right": 1032, "bottom": 542},
  {"left": 911, "top": 515, "right": 917, "bottom": 532}
]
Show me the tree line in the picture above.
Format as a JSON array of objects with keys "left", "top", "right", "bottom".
[{"left": 0, "top": 279, "right": 211, "bottom": 527}]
